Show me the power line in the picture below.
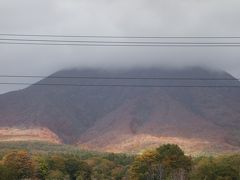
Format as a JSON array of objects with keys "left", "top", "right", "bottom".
[
  {"left": 0, "top": 75, "right": 239, "bottom": 81},
  {"left": 1, "top": 33, "right": 240, "bottom": 39},
  {"left": 1, "top": 42, "right": 240, "bottom": 47},
  {"left": 0, "top": 82, "right": 239, "bottom": 88},
  {"left": 1, "top": 38, "right": 240, "bottom": 45},
  {"left": 1, "top": 36, "right": 240, "bottom": 47}
]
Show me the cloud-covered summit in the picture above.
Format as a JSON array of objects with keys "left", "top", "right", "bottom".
[{"left": 0, "top": 0, "right": 240, "bottom": 93}]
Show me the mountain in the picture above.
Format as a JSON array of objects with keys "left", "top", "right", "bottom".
[{"left": 0, "top": 67, "right": 240, "bottom": 154}]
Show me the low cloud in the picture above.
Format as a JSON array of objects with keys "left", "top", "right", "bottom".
[{"left": 0, "top": 0, "right": 240, "bottom": 93}]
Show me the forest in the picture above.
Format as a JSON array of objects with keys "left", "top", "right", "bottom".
[{"left": 0, "top": 142, "right": 239, "bottom": 180}]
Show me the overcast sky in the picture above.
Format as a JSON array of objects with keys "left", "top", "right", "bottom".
[{"left": 0, "top": 0, "right": 240, "bottom": 94}]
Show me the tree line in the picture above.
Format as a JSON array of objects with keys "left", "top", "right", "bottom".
[{"left": 0, "top": 144, "right": 239, "bottom": 179}]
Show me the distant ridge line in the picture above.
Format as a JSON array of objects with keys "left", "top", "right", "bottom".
[
  {"left": 0, "top": 75, "right": 239, "bottom": 81},
  {"left": 0, "top": 82, "right": 240, "bottom": 88}
]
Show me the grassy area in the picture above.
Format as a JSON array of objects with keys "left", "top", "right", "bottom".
[{"left": 0, "top": 141, "right": 100, "bottom": 159}]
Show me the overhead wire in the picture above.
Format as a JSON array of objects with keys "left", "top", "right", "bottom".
[
  {"left": 1, "top": 42, "right": 240, "bottom": 47},
  {"left": 1, "top": 33, "right": 240, "bottom": 39},
  {"left": 1, "top": 34, "right": 240, "bottom": 47},
  {"left": 0, "top": 33, "right": 240, "bottom": 87}
]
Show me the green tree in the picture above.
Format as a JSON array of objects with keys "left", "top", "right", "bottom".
[
  {"left": 0, "top": 164, "right": 14, "bottom": 180},
  {"left": 85, "top": 157, "right": 117, "bottom": 179},
  {"left": 47, "top": 155, "right": 66, "bottom": 172},
  {"left": 155, "top": 144, "right": 192, "bottom": 179},
  {"left": 190, "top": 157, "right": 216, "bottom": 180},
  {"left": 65, "top": 158, "right": 91, "bottom": 180},
  {"left": 76, "top": 161, "right": 91, "bottom": 180},
  {"left": 34, "top": 156, "right": 49, "bottom": 180},
  {"left": 130, "top": 150, "right": 161, "bottom": 180},
  {"left": 191, "top": 155, "right": 240, "bottom": 180},
  {"left": 3, "top": 150, "right": 34, "bottom": 179},
  {"left": 215, "top": 154, "right": 240, "bottom": 180},
  {"left": 129, "top": 144, "right": 192, "bottom": 180},
  {"left": 46, "top": 170, "right": 66, "bottom": 180}
]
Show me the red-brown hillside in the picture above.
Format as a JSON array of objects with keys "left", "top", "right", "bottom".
[{"left": 0, "top": 67, "right": 239, "bottom": 154}]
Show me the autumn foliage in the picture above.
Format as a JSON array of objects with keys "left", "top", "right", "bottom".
[{"left": 0, "top": 143, "right": 239, "bottom": 179}]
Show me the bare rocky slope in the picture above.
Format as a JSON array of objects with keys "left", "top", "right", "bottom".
[{"left": 0, "top": 67, "right": 240, "bottom": 154}]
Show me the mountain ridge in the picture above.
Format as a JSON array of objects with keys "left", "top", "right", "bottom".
[{"left": 0, "top": 67, "right": 240, "bottom": 153}]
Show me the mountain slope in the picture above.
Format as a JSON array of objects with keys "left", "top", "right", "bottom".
[{"left": 0, "top": 67, "right": 240, "bottom": 153}]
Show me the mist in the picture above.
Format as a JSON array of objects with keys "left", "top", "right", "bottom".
[{"left": 1, "top": 0, "right": 240, "bottom": 93}]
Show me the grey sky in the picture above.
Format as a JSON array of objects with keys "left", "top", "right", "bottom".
[{"left": 0, "top": 0, "right": 240, "bottom": 94}]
